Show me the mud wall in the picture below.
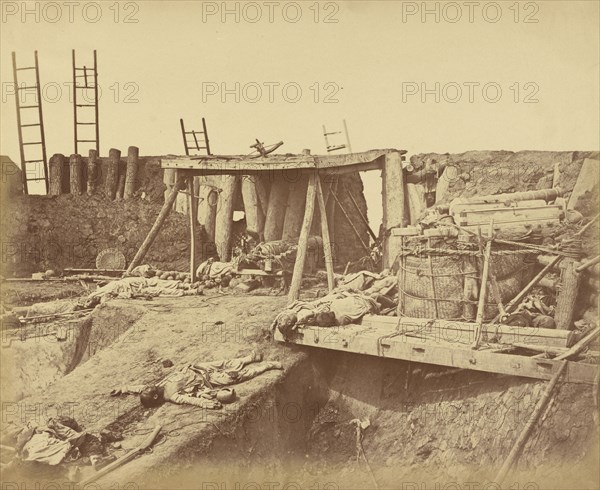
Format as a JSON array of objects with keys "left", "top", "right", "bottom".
[{"left": 1, "top": 155, "right": 370, "bottom": 275}]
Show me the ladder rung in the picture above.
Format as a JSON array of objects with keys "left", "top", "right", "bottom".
[
  {"left": 22, "top": 142, "right": 42, "bottom": 146},
  {"left": 16, "top": 67, "right": 36, "bottom": 71},
  {"left": 75, "top": 85, "right": 98, "bottom": 89},
  {"left": 17, "top": 86, "right": 38, "bottom": 90},
  {"left": 185, "top": 131, "right": 205, "bottom": 135},
  {"left": 20, "top": 123, "right": 41, "bottom": 127},
  {"left": 74, "top": 68, "right": 91, "bottom": 71},
  {"left": 25, "top": 178, "right": 48, "bottom": 182},
  {"left": 76, "top": 122, "right": 96, "bottom": 125},
  {"left": 76, "top": 104, "right": 95, "bottom": 107},
  {"left": 20, "top": 105, "right": 39, "bottom": 109},
  {"left": 24, "top": 159, "right": 44, "bottom": 163},
  {"left": 77, "top": 139, "right": 97, "bottom": 143}
]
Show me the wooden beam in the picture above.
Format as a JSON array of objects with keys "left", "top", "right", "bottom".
[
  {"left": 275, "top": 324, "right": 596, "bottom": 384},
  {"left": 161, "top": 149, "right": 399, "bottom": 172},
  {"left": 316, "top": 176, "right": 335, "bottom": 291},
  {"left": 383, "top": 151, "right": 407, "bottom": 267},
  {"left": 554, "top": 259, "right": 581, "bottom": 330},
  {"left": 187, "top": 175, "right": 199, "bottom": 279},
  {"left": 214, "top": 175, "right": 239, "bottom": 261},
  {"left": 288, "top": 172, "right": 317, "bottom": 303},
  {"left": 127, "top": 172, "right": 184, "bottom": 272},
  {"left": 263, "top": 173, "right": 288, "bottom": 242}
]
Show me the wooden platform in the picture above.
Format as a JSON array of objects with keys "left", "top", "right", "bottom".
[
  {"left": 274, "top": 317, "right": 598, "bottom": 385},
  {"left": 161, "top": 148, "right": 405, "bottom": 175}
]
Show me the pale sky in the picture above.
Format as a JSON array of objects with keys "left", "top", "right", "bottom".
[{"left": 1, "top": 0, "right": 599, "bottom": 226}]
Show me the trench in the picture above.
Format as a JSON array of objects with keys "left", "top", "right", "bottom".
[
  {"left": 1, "top": 300, "right": 144, "bottom": 403},
  {"left": 144, "top": 348, "right": 599, "bottom": 490}
]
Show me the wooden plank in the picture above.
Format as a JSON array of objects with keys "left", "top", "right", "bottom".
[
  {"left": 236, "top": 269, "right": 283, "bottom": 277},
  {"left": 359, "top": 315, "right": 576, "bottom": 347},
  {"left": 288, "top": 173, "right": 317, "bottom": 303},
  {"left": 275, "top": 324, "right": 597, "bottom": 384},
  {"left": 316, "top": 176, "right": 335, "bottom": 291}
]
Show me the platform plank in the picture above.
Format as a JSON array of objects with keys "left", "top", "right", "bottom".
[{"left": 274, "top": 323, "right": 598, "bottom": 384}]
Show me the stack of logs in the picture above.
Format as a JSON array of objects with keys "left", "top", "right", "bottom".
[
  {"left": 48, "top": 146, "right": 139, "bottom": 199},
  {"left": 163, "top": 170, "right": 321, "bottom": 263}
]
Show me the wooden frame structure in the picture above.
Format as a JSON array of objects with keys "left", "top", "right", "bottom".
[{"left": 127, "top": 149, "right": 407, "bottom": 300}]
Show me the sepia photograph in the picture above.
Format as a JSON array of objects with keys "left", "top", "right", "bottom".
[{"left": 1, "top": 1, "right": 599, "bottom": 489}]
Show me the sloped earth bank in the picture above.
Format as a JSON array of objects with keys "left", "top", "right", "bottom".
[{"left": 3, "top": 295, "right": 599, "bottom": 489}]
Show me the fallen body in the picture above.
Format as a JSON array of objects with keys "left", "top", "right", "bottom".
[{"left": 111, "top": 351, "right": 282, "bottom": 409}]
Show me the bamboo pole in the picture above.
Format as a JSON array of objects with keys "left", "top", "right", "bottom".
[
  {"left": 494, "top": 361, "right": 568, "bottom": 485},
  {"left": 472, "top": 220, "right": 494, "bottom": 349},
  {"left": 288, "top": 173, "right": 317, "bottom": 303},
  {"left": 555, "top": 327, "right": 600, "bottom": 360},
  {"left": 127, "top": 173, "right": 184, "bottom": 272},
  {"left": 316, "top": 176, "right": 335, "bottom": 291}
]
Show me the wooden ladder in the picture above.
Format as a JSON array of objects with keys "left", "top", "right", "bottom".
[
  {"left": 11, "top": 51, "right": 49, "bottom": 194},
  {"left": 72, "top": 50, "right": 100, "bottom": 155},
  {"left": 180, "top": 118, "right": 211, "bottom": 155}
]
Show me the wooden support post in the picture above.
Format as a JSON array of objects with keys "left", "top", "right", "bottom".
[
  {"left": 255, "top": 176, "right": 269, "bottom": 218},
  {"left": 264, "top": 172, "right": 287, "bottom": 242},
  {"left": 69, "top": 154, "right": 83, "bottom": 195},
  {"left": 383, "top": 151, "right": 407, "bottom": 267},
  {"left": 199, "top": 185, "right": 218, "bottom": 243},
  {"left": 288, "top": 172, "right": 317, "bottom": 303},
  {"left": 241, "top": 176, "right": 261, "bottom": 236},
  {"left": 282, "top": 174, "right": 308, "bottom": 241},
  {"left": 105, "top": 148, "right": 120, "bottom": 200},
  {"left": 87, "top": 149, "right": 98, "bottom": 195},
  {"left": 554, "top": 259, "right": 581, "bottom": 330},
  {"left": 214, "top": 175, "right": 239, "bottom": 261},
  {"left": 124, "top": 146, "right": 139, "bottom": 199},
  {"left": 116, "top": 160, "right": 126, "bottom": 200},
  {"left": 48, "top": 154, "right": 65, "bottom": 196},
  {"left": 127, "top": 172, "right": 184, "bottom": 272},
  {"left": 315, "top": 176, "right": 335, "bottom": 291},
  {"left": 187, "top": 175, "right": 199, "bottom": 278}
]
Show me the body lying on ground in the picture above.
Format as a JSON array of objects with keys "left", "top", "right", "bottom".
[
  {"left": 272, "top": 290, "right": 380, "bottom": 339},
  {"left": 111, "top": 351, "right": 282, "bottom": 409}
]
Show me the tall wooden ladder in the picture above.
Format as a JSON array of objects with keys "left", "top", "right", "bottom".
[
  {"left": 72, "top": 50, "right": 100, "bottom": 155},
  {"left": 11, "top": 51, "right": 49, "bottom": 194},
  {"left": 180, "top": 118, "right": 211, "bottom": 155}
]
